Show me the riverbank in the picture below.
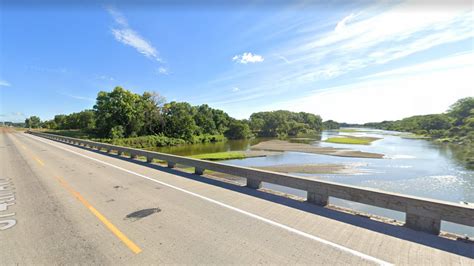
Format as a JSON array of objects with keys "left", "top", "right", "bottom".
[
  {"left": 255, "top": 163, "right": 364, "bottom": 175},
  {"left": 191, "top": 150, "right": 282, "bottom": 160},
  {"left": 251, "top": 140, "right": 384, "bottom": 159}
]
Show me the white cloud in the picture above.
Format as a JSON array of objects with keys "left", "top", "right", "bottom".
[
  {"left": 198, "top": 1, "right": 473, "bottom": 111},
  {"left": 334, "top": 13, "right": 357, "bottom": 32},
  {"left": 275, "top": 54, "right": 291, "bottom": 64},
  {"left": 0, "top": 80, "right": 11, "bottom": 87},
  {"left": 267, "top": 53, "right": 474, "bottom": 123},
  {"left": 232, "top": 87, "right": 240, "bottom": 92},
  {"left": 157, "top": 67, "right": 169, "bottom": 75},
  {"left": 232, "top": 52, "right": 264, "bottom": 64},
  {"left": 107, "top": 7, "right": 162, "bottom": 62},
  {"left": 282, "top": 1, "right": 473, "bottom": 82},
  {"left": 59, "top": 92, "right": 95, "bottom": 102}
]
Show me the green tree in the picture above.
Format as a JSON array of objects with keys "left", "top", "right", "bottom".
[
  {"left": 194, "top": 104, "right": 217, "bottom": 135},
  {"left": 448, "top": 97, "right": 474, "bottom": 126},
  {"left": 94, "top": 87, "right": 145, "bottom": 137},
  {"left": 141, "top": 91, "right": 166, "bottom": 135},
  {"left": 225, "top": 120, "right": 252, "bottom": 139},
  {"left": 323, "top": 120, "right": 340, "bottom": 130},
  {"left": 25, "top": 116, "right": 41, "bottom": 128},
  {"left": 54, "top": 114, "right": 67, "bottom": 129},
  {"left": 162, "top": 102, "right": 197, "bottom": 141},
  {"left": 42, "top": 120, "right": 57, "bottom": 129}
]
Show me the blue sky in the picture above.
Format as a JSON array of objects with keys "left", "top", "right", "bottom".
[{"left": 1, "top": 0, "right": 473, "bottom": 123}]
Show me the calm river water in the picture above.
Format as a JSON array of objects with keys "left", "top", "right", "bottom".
[{"left": 157, "top": 129, "right": 474, "bottom": 236}]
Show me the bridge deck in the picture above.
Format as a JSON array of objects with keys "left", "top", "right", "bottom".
[{"left": 0, "top": 129, "right": 472, "bottom": 264}]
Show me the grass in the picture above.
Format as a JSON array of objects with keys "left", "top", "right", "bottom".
[
  {"left": 325, "top": 136, "right": 379, "bottom": 145},
  {"left": 191, "top": 151, "right": 247, "bottom": 161}
]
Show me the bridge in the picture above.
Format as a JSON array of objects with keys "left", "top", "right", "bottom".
[{"left": 1, "top": 128, "right": 472, "bottom": 264}]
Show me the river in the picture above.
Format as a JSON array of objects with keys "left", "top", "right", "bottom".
[{"left": 157, "top": 128, "right": 474, "bottom": 236}]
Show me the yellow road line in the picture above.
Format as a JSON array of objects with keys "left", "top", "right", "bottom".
[
  {"left": 53, "top": 176, "right": 142, "bottom": 254},
  {"left": 34, "top": 157, "right": 45, "bottom": 166}
]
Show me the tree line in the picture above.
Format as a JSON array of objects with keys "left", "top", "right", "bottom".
[
  {"left": 363, "top": 97, "right": 473, "bottom": 143},
  {"left": 25, "top": 87, "right": 333, "bottom": 143}
]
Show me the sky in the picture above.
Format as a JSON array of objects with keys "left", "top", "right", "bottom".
[{"left": 1, "top": 0, "right": 473, "bottom": 123}]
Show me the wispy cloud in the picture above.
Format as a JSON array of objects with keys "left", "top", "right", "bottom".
[
  {"left": 261, "top": 52, "right": 474, "bottom": 123},
  {"left": 232, "top": 52, "right": 264, "bottom": 64},
  {"left": 59, "top": 92, "right": 95, "bottom": 102},
  {"left": 0, "top": 80, "right": 11, "bottom": 87},
  {"left": 195, "top": 1, "right": 473, "bottom": 111},
  {"left": 157, "top": 67, "right": 169, "bottom": 75},
  {"left": 334, "top": 13, "right": 357, "bottom": 33},
  {"left": 107, "top": 6, "right": 162, "bottom": 62},
  {"left": 232, "top": 87, "right": 240, "bottom": 92}
]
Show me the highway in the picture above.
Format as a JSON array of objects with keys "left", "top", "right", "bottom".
[{"left": 0, "top": 128, "right": 472, "bottom": 264}]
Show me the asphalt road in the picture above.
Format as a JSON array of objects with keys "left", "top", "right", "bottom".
[{"left": 0, "top": 128, "right": 472, "bottom": 264}]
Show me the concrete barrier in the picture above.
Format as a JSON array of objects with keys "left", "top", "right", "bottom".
[{"left": 28, "top": 131, "right": 474, "bottom": 235}]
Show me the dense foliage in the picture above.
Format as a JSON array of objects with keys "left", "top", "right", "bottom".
[
  {"left": 364, "top": 97, "right": 474, "bottom": 144},
  {"left": 224, "top": 120, "right": 252, "bottom": 139},
  {"left": 249, "top": 110, "right": 322, "bottom": 137},
  {"left": 24, "top": 87, "right": 329, "bottom": 148},
  {"left": 25, "top": 116, "right": 41, "bottom": 128},
  {"left": 322, "top": 120, "right": 340, "bottom": 130},
  {"left": 24, "top": 87, "right": 254, "bottom": 146}
]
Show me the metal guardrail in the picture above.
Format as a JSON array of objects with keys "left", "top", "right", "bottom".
[{"left": 28, "top": 131, "right": 474, "bottom": 235}]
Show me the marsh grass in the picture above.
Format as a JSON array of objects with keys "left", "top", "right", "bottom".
[{"left": 325, "top": 136, "right": 380, "bottom": 145}]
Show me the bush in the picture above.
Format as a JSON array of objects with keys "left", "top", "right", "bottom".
[
  {"left": 190, "top": 134, "right": 227, "bottom": 144},
  {"left": 97, "top": 134, "right": 185, "bottom": 149},
  {"left": 109, "top": 125, "right": 125, "bottom": 139}
]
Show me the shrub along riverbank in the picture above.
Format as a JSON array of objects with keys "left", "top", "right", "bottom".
[
  {"left": 44, "top": 129, "right": 226, "bottom": 149},
  {"left": 363, "top": 97, "right": 473, "bottom": 145}
]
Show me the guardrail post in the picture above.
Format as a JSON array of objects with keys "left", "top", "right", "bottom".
[
  {"left": 307, "top": 188, "right": 329, "bottom": 206},
  {"left": 405, "top": 212, "right": 441, "bottom": 234},
  {"left": 167, "top": 162, "right": 176, "bottom": 168},
  {"left": 146, "top": 156, "right": 153, "bottom": 163},
  {"left": 195, "top": 167, "right": 205, "bottom": 175},
  {"left": 117, "top": 151, "right": 123, "bottom": 156},
  {"left": 246, "top": 178, "right": 262, "bottom": 189}
]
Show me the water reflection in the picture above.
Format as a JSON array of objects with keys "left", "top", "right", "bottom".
[{"left": 153, "top": 128, "right": 473, "bottom": 236}]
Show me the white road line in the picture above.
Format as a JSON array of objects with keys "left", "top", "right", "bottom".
[{"left": 25, "top": 133, "right": 392, "bottom": 265}]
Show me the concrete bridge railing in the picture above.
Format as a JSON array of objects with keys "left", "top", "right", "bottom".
[{"left": 28, "top": 131, "right": 474, "bottom": 235}]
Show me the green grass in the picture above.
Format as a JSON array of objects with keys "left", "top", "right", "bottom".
[
  {"left": 325, "top": 136, "right": 379, "bottom": 145},
  {"left": 191, "top": 151, "right": 247, "bottom": 161}
]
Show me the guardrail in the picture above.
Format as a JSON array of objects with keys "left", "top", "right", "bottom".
[{"left": 28, "top": 131, "right": 473, "bottom": 235}]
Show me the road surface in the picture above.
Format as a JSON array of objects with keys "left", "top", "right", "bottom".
[{"left": 0, "top": 128, "right": 472, "bottom": 264}]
